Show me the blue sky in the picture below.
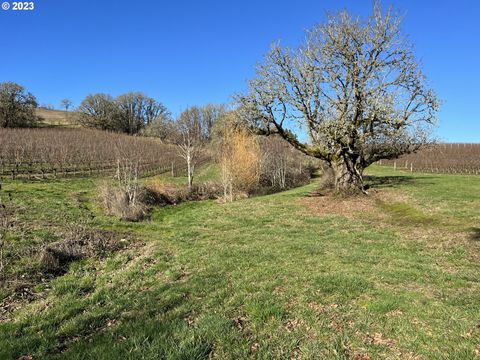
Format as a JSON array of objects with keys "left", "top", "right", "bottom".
[{"left": 0, "top": 0, "right": 479, "bottom": 142}]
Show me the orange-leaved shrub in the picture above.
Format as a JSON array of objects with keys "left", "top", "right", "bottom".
[{"left": 219, "top": 125, "right": 261, "bottom": 202}]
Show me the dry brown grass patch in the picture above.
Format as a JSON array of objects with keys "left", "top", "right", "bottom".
[
  {"left": 301, "top": 188, "right": 419, "bottom": 223},
  {"left": 40, "top": 226, "right": 128, "bottom": 274},
  {"left": 302, "top": 189, "right": 380, "bottom": 219}
]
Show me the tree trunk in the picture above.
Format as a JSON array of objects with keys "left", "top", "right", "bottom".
[
  {"left": 331, "top": 160, "right": 364, "bottom": 194},
  {"left": 186, "top": 155, "right": 193, "bottom": 188}
]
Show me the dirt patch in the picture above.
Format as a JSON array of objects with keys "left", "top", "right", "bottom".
[
  {"left": 301, "top": 189, "right": 387, "bottom": 219},
  {"left": 40, "top": 226, "right": 129, "bottom": 274},
  {"left": 301, "top": 188, "right": 428, "bottom": 225},
  {"left": 0, "top": 282, "right": 45, "bottom": 321}
]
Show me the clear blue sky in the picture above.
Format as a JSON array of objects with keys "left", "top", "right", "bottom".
[{"left": 0, "top": 0, "right": 478, "bottom": 142}]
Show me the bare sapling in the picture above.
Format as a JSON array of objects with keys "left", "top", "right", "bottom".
[
  {"left": 174, "top": 107, "right": 208, "bottom": 188},
  {"left": 99, "top": 141, "right": 147, "bottom": 221}
]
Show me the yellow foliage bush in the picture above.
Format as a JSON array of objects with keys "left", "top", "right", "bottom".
[{"left": 219, "top": 126, "right": 260, "bottom": 202}]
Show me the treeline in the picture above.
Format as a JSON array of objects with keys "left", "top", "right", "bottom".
[
  {"left": 75, "top": 92, "right": 168, "bottom": 135},
  {"left": 0, "top": 81, "right": 171, "bottom": 134},
  {"left": 0, "top": 81, "right": 221, "bottom": 138},
  {"left": 0, "top": 82, "right": 39, "bottom": 128},
  {"left": 0, "top": 81, "right": 319, "bottom": 203}
]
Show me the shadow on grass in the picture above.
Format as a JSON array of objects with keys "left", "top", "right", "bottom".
[
  {"left": 469, "top": 227, "right": 480, "bottom": 241},
  {"left": 365, "top": 175, "right": 416, "bottom": 189},
  {"left": 2, "top": 262, "right": 217, "bottom": 360}
]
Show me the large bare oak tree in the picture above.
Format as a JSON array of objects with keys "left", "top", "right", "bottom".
[{"left": 239, "top": 3, "right": 439, "bottom": 193}]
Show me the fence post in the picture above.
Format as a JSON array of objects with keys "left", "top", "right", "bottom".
[{"left": 393, "top": 161, "right": 396, "bottom": 171}]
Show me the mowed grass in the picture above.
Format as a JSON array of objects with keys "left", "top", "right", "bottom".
[
  {"left": 0, "top": 166, "right": 479, "bottom": 359},
  {"left": 146, "top": 163, "right": 221, "bottom": 186}
]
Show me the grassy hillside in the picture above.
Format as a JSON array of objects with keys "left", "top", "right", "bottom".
[
  {"left": 0, "top": 166, "right": 479, "bottom": 359},
  {"left": 36, "top": 108, "right": 78, "bottom": 127}
]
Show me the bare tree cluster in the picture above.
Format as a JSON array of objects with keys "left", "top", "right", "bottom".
[
  {"left": 173, "top": 104, "right": 226, "bottom": 187},
  {"left": 0, "top": 82, "right": 39, "bottom": 128},
  {"left": 99, "top": 141, "right": 149, "bottom": 221},
  {"left": 258, "top": 136, "right": 318, "bottom": 190},
  {"left": 239, "top": 3, "right": 439, "bottom": 193},
  {"left": 76, "top": 92, "right": 170, "bottom": 135}
]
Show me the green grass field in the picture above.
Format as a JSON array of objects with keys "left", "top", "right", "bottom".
[
  {"left": 146, "top": 163, "right": 221, "bottom": 186},
  {"left": 0, "top": 166, "right": 479, "bottom": 359}
]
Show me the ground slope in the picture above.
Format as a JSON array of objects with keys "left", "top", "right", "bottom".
[
  {"left": 36, "top": 108, "right": 77, "bottom": 127},
  {"left": 0, "top": 167, "right": 479, "bottom": 359}
]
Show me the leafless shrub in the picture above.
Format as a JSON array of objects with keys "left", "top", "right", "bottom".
[
  {"left": 98, "top": 141, "right": 153, "bottom": 221},
  {"left": 189, "top": 182, "right": 223, "bottom": 201},
  {"left": 146, "top": 182, "right": 188, "bottom": 205},
  {"left": 212, "top": 112, "right": 319, "bottom": 200},
  {"left": 258, "top": 136, "right": 319, "bottom": 190},
  {"left": 144, "top": 179, "right": 222, "bottom": 205},
  {"left": 98, "top": 182, "right": 148, "bottom": 221}
]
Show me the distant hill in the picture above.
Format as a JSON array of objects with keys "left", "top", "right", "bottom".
[{"left": 36, "top": 108, "right": 78, "bottom": 128}]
